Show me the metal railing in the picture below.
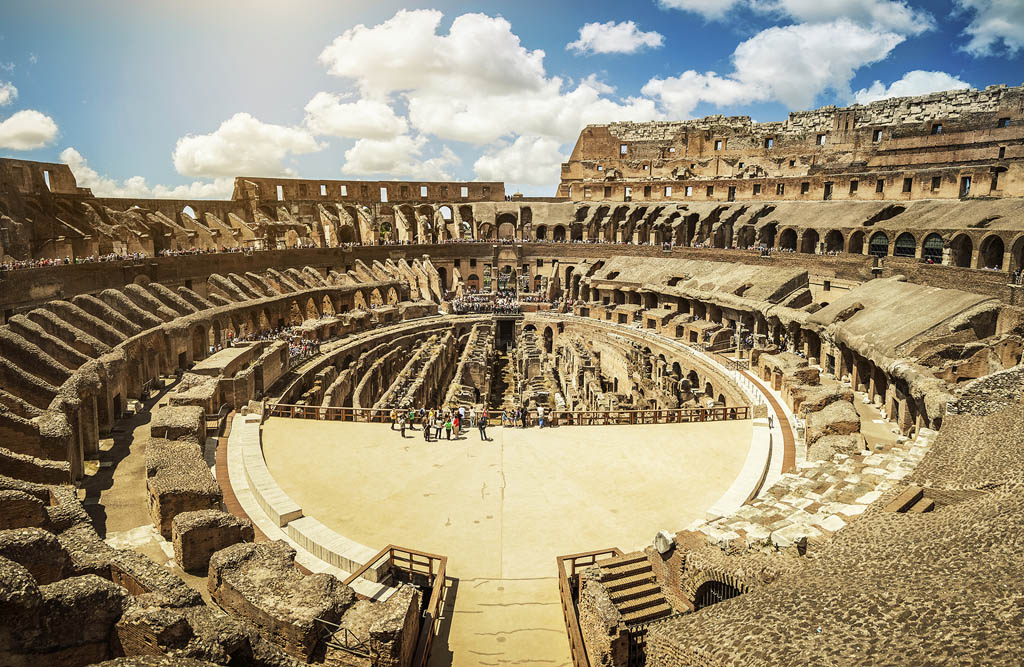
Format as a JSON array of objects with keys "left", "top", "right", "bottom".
[
  {"left": 556, "top": 548, "right": 623, "bottom": 667},
  {"left": 267, "top": 403, "right": 750, "bottom": 425},
  {"left": 342, "top": 544, "right": 448, "bottom": 667}
]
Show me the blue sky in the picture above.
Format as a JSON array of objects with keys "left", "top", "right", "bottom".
[{"left": 1, "top": 0, "right": 1022, "bottom": 197}]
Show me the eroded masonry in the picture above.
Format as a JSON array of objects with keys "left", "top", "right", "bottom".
[{"left": 1, "top": 82, "right": 1024, "bottom": 667}]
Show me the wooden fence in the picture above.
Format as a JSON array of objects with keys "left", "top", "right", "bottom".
[{"left": 267, "top": 403, "right": 750, "bottom": 425}]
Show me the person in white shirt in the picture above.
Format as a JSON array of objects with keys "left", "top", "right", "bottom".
[{"left": 537, "top": 405, "right": 544, "bottom": 428}]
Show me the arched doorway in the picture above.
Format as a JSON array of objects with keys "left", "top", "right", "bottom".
[
  {"left": 693, "top": 580, "right": 743, "bottom": 610},
  {"left": 535, "top": 225, "right": 547, "bottom": 240},
  {"left": 437, "top": 267, "right": 448, "bottom": 291},
  {"left": 553, "top": 225, "right": 567, "bottom": 242},
  {"left": 758, "top": 222, "right": 778, "bottom": 248},
  {"left": 496, "top": 213, "right": 517, "bottom": 240},
  {"left": 800, "top": 229, "right": 819, "bottom": 254},
  {"left": 922, "top": 233, "right": 944, "bottom": 263},
  {"left": 847, "top": 231, "right": 865, "bottom": 254},
  {"left": 951, "top": 234, "right": 973, "bottom": 267},
  {"left": 868, "top": 231, "right": 889, "bottom": 257},
  {"left": 779, "top": 228, "right": 797, "bottom": 251},
  {"left": 979, "top": 235, "right": 1005, "bottom": 270},
  {"left": 824, "top": 230, "right": 844, "bottom": 253},
  {"left": 466, "top": 274, "right": 480, "bottom": 292},
  {"left": 893, "top": 232, "right": 916, "bottom": 258}
]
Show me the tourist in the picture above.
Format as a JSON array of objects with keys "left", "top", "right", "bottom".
[
  {"left": 407, "top": 408, "right": 416, "bottom": 430},
  {"left": 458, "top": 405, "right": 466, "bottom": 425},
  {"left": 444, "top": 416, "right": 453, "bottom": 440},
  {"left": 478, "top": 414, "right": 489, "bottom": 441},
  {"left": 469, "top": 407, "right": 477, "bottom": 427},
  {"left": 453, "top": 413, "right": 460, "bottom": 437},
  {"left": 390, "top": 408, "right": 397, "bottom": 430},
  {"left": 520, "top": 406, "right": 528, "bottom": 429},
  {"left": 422, "top": 414, "right": 432, "bottom": 441},
  {"left": 400, "top": 414, "right": 407, "bottom": 437},
  {"left": 537, "top": 405, "right": 545, "bottom": 428}
]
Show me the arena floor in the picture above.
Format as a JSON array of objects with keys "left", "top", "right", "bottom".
[{"left": 262, "top": 417, "right": 752, "bottom": 665}]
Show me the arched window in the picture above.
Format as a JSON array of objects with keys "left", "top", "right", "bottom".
[
  {"left": 922, "top": 233, "right": 944, "bottom": 262},
  {"left": 869, "top": 231, "right": 889, "bottom": 257},
  {"left": 894, "top": 232, "right": 916, "bottom": 257}
]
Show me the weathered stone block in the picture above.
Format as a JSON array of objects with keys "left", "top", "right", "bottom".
[
  {"left": 805, "top": 399, "right": 861, "bottom": 444},
  {"left": 149, "top": 404, "right": 205, "bottom": 441},
  {"left": 208, "top": 540, "right": 356, "bottom": 661},
  {"left": 0, "top": 527, "right": 71, "bottom": 584},
  {"left": 0, "top": 490, "right": 48, "bottom": 530},
  {"left": 172, "top": 509, "right": 254, "bottom": 573}
]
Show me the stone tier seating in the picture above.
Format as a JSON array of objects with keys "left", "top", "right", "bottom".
[{"left": 691, "top": 428, "right": 938, "bottom": 550}]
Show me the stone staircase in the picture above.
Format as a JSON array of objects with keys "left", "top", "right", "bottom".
[
  {"left": 692, "top": 428, "right": 939, "bottom": 550},
  {"left": 596, "top": 552, "right": 673, "bottom": 625}
]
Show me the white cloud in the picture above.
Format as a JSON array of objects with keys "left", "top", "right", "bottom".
[
  {"left": 643, "top": 20, "right": 904, "bottom": 116},
  {"left": 0, "top": 82, "right": 16, "bottom": 106},
  {"left": 303, "top": 92, "right": 408, "bottom": 140},
  {"left": 854, "top": 70, "right": 972, "bottom": 104},
  {"left": 0, "top": 62, "right": 13, "bottom": 74},
  {"left": 658, "top": 0, "right": 744, "bottom": 20},
  {"left": 341, "top": 134, "right": 461, "bottom": 180},
  {"left": 319, "top": 10, "right": 548, "bottom": 98},
  {"left": 172, "top": 112, "right": 323, "bottom": 179},
  {"left": 61, "top": 147, "right": 234, "bottom": 199},
  {"left": 567, "top": 21, "right": 664, "bottom": 55},
  {"left": 955, "top": 0, "right": 1024, "bottom": 55},
  {"left": 755, "top": 0, "right": 934, "bottom": 34},
  {"left": 318, "top": 9, "right": 663, "bottom": 145},
  {"left": 0, "top": 109, "right": 59, "bottom": 150},
  {"left": 474, "top": 136, "right": 566, "bottom": 187}
]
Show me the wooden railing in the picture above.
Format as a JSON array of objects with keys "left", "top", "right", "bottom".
[
  {"left": 342, "top": 544, "right": 447, "bottom": 667},
  {"left": 267, "top": 403, "right": 750, "bottom": 425},
  {"left": 556, "top": 548, "right": 623, "bottom": 667}
]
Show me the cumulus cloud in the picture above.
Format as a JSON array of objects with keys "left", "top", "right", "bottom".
[
  {"left": 755, "top": 0, "right": 934, "bottom": 34},
  {"left": 567, "top": 21, "right": 664, "bottom": 55},
  {"left": 474, "top": 136, "right": 566, "bottom": 186},
  {"left": 303, "top": 92, "right": 408, "bottom": 140},
  {"left": 657, "top": 0, "right": 744, "bottom": 20},
  {"left": 319, "top": 10, "right": 547, "bottom": 98},
  {"left": 643, "top": 20, "right": 904, "bottom": 116},
  {"left": 0, "top": 109, "right": 59, "bottom": 150},
  {"left": 172, "top": 112, "right": 323, "bottom": 179},
  {"left": 61, "top": 147, "right": 233, "bottom": 199},
  {"left": 854, "top": 70, "right": 972, "bottom": 104},
  {"left": 318, "top": 9, "right": 662, "bottom": 145},
  {"left": 341, "top": 134, "right": 461, "bottom": 180},
  {"left": 955, "top": 0, "right": 1024, "bottom": 55},
  {"left": 0, "top": 82, "right": 16, "bottom": 106}
]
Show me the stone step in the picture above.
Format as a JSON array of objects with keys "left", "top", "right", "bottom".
[
  {"left": 621, "top": 601, "right": 673, "bottom": 625},
  {"left": 610, "top": 582, "right": 661, "bottom": 604},
  {"left": 617, "top": 591, "right": 667, "bottom": 615},
  {"left": 605, "top": 571, "right": 656, "bottom": 592},
  {"left": 595, "top": 552, "right": 648, "bottom": 570},
  {"left": 883, "top": 484, "right": 923, "bottom": 513},
  {"left": 908, "top": 497, "right": 935, "bottom": 513}
]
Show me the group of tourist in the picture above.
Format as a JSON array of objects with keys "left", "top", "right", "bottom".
[
  {"left": 213, "top": 325, "right": 323, "bottom": 361},
  {"left": 389, "top": 406, "right": 492, "bottom": 441},
  {"left": 451, "top": 289, "right": 521, "bottom": 314},
  {"left": 0, "top": 251, "right": 148, "bottom": 271},
  {"left": 388, "top": 403, "right": 551, "bottom": 440}
]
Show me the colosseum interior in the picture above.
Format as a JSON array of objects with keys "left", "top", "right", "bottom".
[{"left": 0, "top": 83, "right": 1023, "bottom": 666}]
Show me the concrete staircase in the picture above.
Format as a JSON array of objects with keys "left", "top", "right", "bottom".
[{"left": 596, "top": 552, "right": 673, "bottom": 625}]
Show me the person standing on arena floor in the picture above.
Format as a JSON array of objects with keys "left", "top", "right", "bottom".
[
  {"left": 407, "top": 408, "right": 416, "bottom": 430},
  {"left": 400, "top": 414, "right": 407, "bottom": 437},
  {"left": 390, "top": 408, "right": 397, "bottom": 430},
  {"left": 422, "top": 413, "right": 431, "bottom": 441},
  {"left": 537, "top": 404, "right": 545, "bottom": 428},
  {"left": 444, "top": 415, "right": 453, "bottom": 440},
  {"left": 521, "top": 406, "right": 528, "bottom": 428},
  {"left": 478, "top": 414, "right": 489, "bottom": 441}
]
